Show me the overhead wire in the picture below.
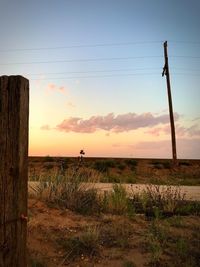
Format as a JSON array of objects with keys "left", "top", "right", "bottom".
[
  {"left": 0, "top": 41, "right": 163, "bottom": 52},
  {"left": 30, "top": 73, "right": 161, "bottom": 80},
  {"left": 0, "top": 40, "right": 200, "bottom": 53},
  {"left": 0, "top": 55, "right": 163, "bottom": 66},
  {"left": 29, "top": 72, "right": 200, "bottom": 81},
  {"left": 23, "top": 67, "right": 162, "bottom": 76}
]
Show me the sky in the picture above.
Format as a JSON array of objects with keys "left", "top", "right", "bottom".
[{"left": 0, "top": 0, "right": 200, "bottom": 158}]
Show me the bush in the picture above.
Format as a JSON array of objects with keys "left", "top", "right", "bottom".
[
  {"left": 129, "top": 184, "right": 187, "bottom": 218},
  {"left": 152, "top": 160, "right": 172, "bottom": 169},
  {"left": 125, "top": 176, "right": 136, "bottom": 184},
  {"left": 103, "top": 184, "right": 128, "bottom": 215},
  {"left": 44, "top": 155, "right": 54, "bottom": 162},
  {"left": 146, "top": 220, "right": 169, "bottom": 265},
  {"left": 100, "top": 175, "right": 120, "bottom": 183},
  {"left": 100, "top": 220, "right": 132, "bottom": 248},
  {"left": 29, "top": 258, "right": 46, "bottom": 267},
  {"left": 58, "top": 225, "right": 100, "bottom": 260},
  {"left": 35, "top": 172, "right": 101, "bottom": 215},
  {"left": 93, "top": 159, "right": 115, "bottom": 173},
  {"left": 125, "top": 159, "right": 138, "bottom": 167},
  {"left": 118, "top": 163, "right": 126, "bottom": 170}
]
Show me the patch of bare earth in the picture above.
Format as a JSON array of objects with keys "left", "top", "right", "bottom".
[{"left": 28, "top": 197, "right": 149, "bottom": 267}]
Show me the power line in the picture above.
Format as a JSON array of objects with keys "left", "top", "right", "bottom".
[
  {"left": 1, "top": 40, "right": 200, "bottom": 53},
  {"left": 172, "top": 67, "right": 200, "bottom": 71},
  {"left": 169, "top": 41, "right": 200, "bottom": 45},
  {"left": 0, "top": 55, "right": 163, "bottom": 66},
  {"left": 30, "top": 72, "right": 160, "bottom": 80},
  {"left": 27, "top": 72, "right": 200, "bottom": 81},
  {"left": 21, "top": 67, "right": 200, "bottom": 76},
  {"left": 0, "top": 41, "right": 163, "bottom": 52},
  {"left": 171, "top": 56, "right": 200, "bottom": 59},
  {"left": 171, "top": 73, "right": 200, "bottom": 76},
  {"left": 24, "top": 67, "right": 162, "bottom": 76}
]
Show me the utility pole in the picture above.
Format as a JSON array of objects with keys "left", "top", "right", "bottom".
[{"left": 162, "top": 41, "right": 177, "bottom": 166}]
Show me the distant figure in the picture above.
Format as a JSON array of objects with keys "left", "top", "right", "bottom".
[{"left": 79, "top": 149, "right": 85, "bottom": 164}]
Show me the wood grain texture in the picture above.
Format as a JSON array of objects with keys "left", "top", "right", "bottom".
[{"left": 0, "top": 76, "right": 29, "bottom": 267}]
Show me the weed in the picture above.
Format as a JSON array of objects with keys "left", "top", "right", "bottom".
[
  {"left": 141, "top": 184, "right": 186, "bottom": 217},
  {"left": 105, "top": 184, "right": 128, "bottom": 215},
  {"left": 100, "top": 220, "right": 132, "bottom": 249},
  {"left": 125, "top": 159, "right": 138, "bottom": 167},
  {"left": 93, "top": 159, "right": 115, "bottom": 173},
  {"left": 125, "top": 176, "right": 136, "bottom": 184},
  {"left": 29, "top": 258, "right": 46, "bottom": 267},
  {"left": 167, "top": 215, "right": 183, "bottom": 227},
  {"left": 118, "top": 163, "right": 126, "bottom": 170},
  {"left": 44, "top": 163, "right": 53, "bottom": 170},
  {"left": 179, "top": 161, "right": 191, "bottom": 166},
  {"left": 101, "top": 175, "right": 121, "bottom": 183},
  {"left": 151, "top": 160, "right": 171, "bottom": 169},
  {"left": 146, "top": 220, "right": 169, "bottom": 265},
  {"left": 58, "top": 225, "right": 100, "bottom": 261},
  {"left": 175, "top": 237, "right": 188, "bottom": 259},
  {"left": 44, "top": 155, "right": 54, "bottom": 162},
  {"left": 35, "top": 170, "right": 101, "bottom": 215},
  {"left": 123, "top": 260, "right": 137, "bottom": 267}
]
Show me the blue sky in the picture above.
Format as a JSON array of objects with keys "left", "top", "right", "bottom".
[{"left": 0, "top": 0, "right": 200, "bottom": 158}]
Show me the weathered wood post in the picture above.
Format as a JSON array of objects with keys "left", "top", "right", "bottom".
[{"left": 0, "top": 76, "right": 29, "bottom": 267}]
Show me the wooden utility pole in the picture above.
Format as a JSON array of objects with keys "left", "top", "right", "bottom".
[
  {"left": 0, "top": 76, "right": 29, "bottom": 267},
  {"left": 162, "top": 41, "right": 177, "bottom": 165}
]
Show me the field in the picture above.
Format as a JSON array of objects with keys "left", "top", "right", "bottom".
[
  {"left": 29, "top": 156, "right": 200, "bottom": 186},
  {"left": 28, "top": 157, "right": 200, "bottom": 267}
]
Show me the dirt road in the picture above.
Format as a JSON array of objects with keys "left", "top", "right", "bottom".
[{"left": 28, "top": 182, "right": 200, "bottom": 201}]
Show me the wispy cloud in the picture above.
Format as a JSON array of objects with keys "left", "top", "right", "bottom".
[
  {"left": 46, "top": 83, "right": 68, "bottom": 94},
  {"left": 130, "top": 138, "right": 200, "bottom": 158},
  {"left": 55, "top": 112, "right": 179, "bottom": 133},
  {"left": 146, "top": 123, "right": 200, "bottom": 137},
  {"left": 40, "top": 124, "right": 51, "bottom": 130},
  {"left": 67, "top": 101, "right": 76, "bottom": 108}
]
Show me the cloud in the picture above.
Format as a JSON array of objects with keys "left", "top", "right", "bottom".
[
  {"left": 40, "top": 124, "right": 51, "bottom": 130},
  {"left": 67, "top": 101, "right": 76, "bottom": 108},
  {"left": 130, "top": 138, "right": 200, "bottom": 159},
  {"left": 55, "top": 112, "right": 180, "bottom": 133},
  {"left": 146, "top": 123, "right": 200, "bottom": 137},
  {"left": 192, "top": 116, "right": 200, "bottom": 122},
  {"left": 46, "top": 83, "right": 68, "bottom": 94},
  {"left": 112, "top": 143, "right": 121, "bottom": 147}
]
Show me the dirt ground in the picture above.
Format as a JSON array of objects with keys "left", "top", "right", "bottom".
[
  {"left": 27, "top": 157, "right": 200, "bottom": 267},
  {"left": 28, "top": 197, "right": 200, "bottom": 267}
]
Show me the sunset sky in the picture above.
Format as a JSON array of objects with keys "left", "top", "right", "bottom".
[{"left": 1, "top": 0, "right": 200, "bottom": 158}]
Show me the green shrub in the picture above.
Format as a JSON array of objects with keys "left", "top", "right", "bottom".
[
  {"left": 93, "top": 160, "right": 115, "bottom": 173},
  {"left": 146, "top": 220, "right": 169, "bottom": 265},
  {"left": 58, "top": 225, "right": 100, "bottom": 260},
  {"left": 29, "top": 258, "right": 46, "bottom": 267},
  {"left": 123, "top": 261, "right": 136, "bottom": 267},
  {"left": 44, "top": 164, "right": 53, "bottom": 170},
  {"left": 118, "top": 163, "right": 126, "bottom": 170},
  {"left": 100, "top": 220, "right": 132, "bottom": 248},
  {"left": 125, "top": 159, "right": 138, "bottom": 167},
  {"left": 35, "top": 173, "right": 101, "bottom": 215},
  {"left": 152, "top": 160, "right": 172, "bottom": 169},
  {"left": 44, "top": 155, "right": 54, "bottom": 162},
  {"left": 179, "top": 161, "right": 191, "bottom": 166},
  {"left": 125, "top": 176, "right": 136, "bottom": 184},
  {"left": 175, "top": 238, "right": 188, "bottom": 259},
  {"left": 104, "top": 184, "right": 128, "bottom": 215}
]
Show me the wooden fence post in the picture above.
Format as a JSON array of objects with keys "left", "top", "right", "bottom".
[{"left": 0, "top": 76, "right": 29, "bottom": 267}]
